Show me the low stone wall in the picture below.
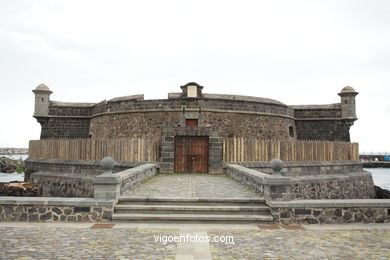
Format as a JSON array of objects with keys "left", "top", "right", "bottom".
[
  {"left": 25, "top": 158, "right": 145, "bottom": 178},
  {"left": 225, "top": 162, "right": 376, "bottom": 200},
  {"left": 225, "top": 164, "right": 267, "bottom": 196},
  {"left": 269, "top": 200, "right": 390, "bottom": 224},
  {"left": 236, "top": 160, "right": 363, "bottom": 176},
  {"left": 118, "top": 164, "right": 157, "bottom": 195},
  {"left": 291, "top": 172, "right": 375, "bottom": 200},
  {"left": 30, "top": 172, "right": 93, "bottom": 198},
  {"left": 94, "top": 163, "right": 158, "bottom": 200},
  {"left": 0, "top": 197, "right": 114, "bottom": 222}
]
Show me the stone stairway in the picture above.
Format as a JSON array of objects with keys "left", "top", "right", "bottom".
[{"left": 112, "top": 197, "right": 274, "bottom": 223}]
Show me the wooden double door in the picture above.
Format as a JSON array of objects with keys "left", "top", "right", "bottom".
[{"left": 174, "top": 136, "right": 209, "bottom": 173}]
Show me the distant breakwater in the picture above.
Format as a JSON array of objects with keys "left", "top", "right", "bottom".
[
  {"left": 363, "top": 161, "right": 390, "bottom": 168},
  {"left": 0, "top": 148, "right": 28, "bottom": 155}
]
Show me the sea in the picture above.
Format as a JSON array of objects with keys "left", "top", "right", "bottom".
[
  {"left": 1, "top": 154, "right": 28, "bottom": 161},
  {"left": 0, "top": 154, "right": 390, "bottom": 190},
  {"left": 0, "top": 154, "right": 28, "bottom": 182},
  {"left": 364, "top": 168, "right": 390, "bottom": 190}
]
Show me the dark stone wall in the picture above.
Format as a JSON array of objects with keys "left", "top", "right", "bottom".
[
  {"left": 225, "top": 164, "right": 376, "bottom": 200},
  {"left": 293, "top": 106, "right": 350, "bottom": 141},
  {"left": 49, "top": 105, "right": 92, "bottom": 116},
  {"left": 200, "top": 99, "right": 288, "bottom": 114},
  {"left": 89, "top": 97, "right": 293, "bottom": 139},
  {"left": 290, "top": 173, "right": 376, "bottom": 200},
  {"left": 92, "top": 98, "right": 289, "bottom": 116},
  {"left": 35, "top": 104, "right": 92, "bottom": 139},
  {"left": 294, "top": 108, "right": 341, "bottom": 119},
  {"left": 0, "top": 205, "right": 112, "bottom": 222},
  {"left": 90, "top": 112, "right": 182, "bottom": 139},
  {"left": 295, "top": 120, "right": 350, "bottom": 141},
  {"left": 272, "top": 207, "right": 390, "bottom": 224},
  {"left": 30, "top": 172, "right": 93, "bottom": 198},
  {"left": 202, "top": 112, "right": 293, "bottom": 138},
  {"left": 38, "top": 95, "right": 351, "bottom": 142},
  {"left": 93, "top": 99, "right": 198, "bottom": 114},
  {"left": 37, "top": 117, "right": 91, "bottom": 139},
  {"left": 90, "top": 111, "right": 293, "bottom": 139}
]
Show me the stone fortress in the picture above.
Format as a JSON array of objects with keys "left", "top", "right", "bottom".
[
  {"left": 33, "top": 82, "right": 358, "bottom": 142},
  {"left": 2, "top": 81, "right": 385, "bottom": 225},
  {"left": 32, "top": 82, "right": 359, "bottom": 174}
]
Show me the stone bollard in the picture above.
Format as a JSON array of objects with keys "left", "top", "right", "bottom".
[
  {"left": 270, "top": 158, "right": 285, "bottom": 176},
  {"left": 93, "top": 157, "right": 121, "bottom": 201}
]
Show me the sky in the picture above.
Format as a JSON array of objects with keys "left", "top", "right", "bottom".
[{"left": 0, "top": 0, "right": 389, "bottom": 153}]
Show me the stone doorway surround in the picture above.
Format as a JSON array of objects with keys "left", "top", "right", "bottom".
[{"left": 159, "top": 127, "right": 223, "bottom": 174}]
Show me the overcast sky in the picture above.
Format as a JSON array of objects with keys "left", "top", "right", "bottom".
[{"left": 0, "top": 0, "right": 389, "bottom": 153}]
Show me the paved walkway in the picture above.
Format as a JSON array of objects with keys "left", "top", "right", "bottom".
[
  {"left": 0, "top": 222, "right": 390, "bottom": 259},
  {"left": 123, "top": 174, "right": 260, "bottom": 199},
  {"left": 1, "top": 175, "right": 389, "bottom": 259}
]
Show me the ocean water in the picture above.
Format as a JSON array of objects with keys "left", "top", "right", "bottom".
[
  {"left": 0, "top": 154, "right": 28, "bottom": 160},
  {"left": 0, "top": 172, "right": 24, "bottom": 182},
  {"left": 365, "top": 168, "right": 390, "bottom": 190},
  {"left": 0, "top": 154, "right": 27, "bottom": 182}
]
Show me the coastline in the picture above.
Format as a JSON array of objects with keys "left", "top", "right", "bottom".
[{"left": 363, "top": 161, "right": 390, "bottom": 168}]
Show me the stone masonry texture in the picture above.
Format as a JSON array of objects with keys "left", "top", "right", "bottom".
[
  {"left": 35, "top": 89, "right": 353, "bottom": 141},
  {"left": 272, "top": 207, "right": 390, "bottom": 224},
  {"left": 295, "top": 120, "right": 350, "bottom": 141},
  {"left": 0, "top": 205, "right": 112, "bottom": 222},
  {"left": 0, "top": 225, "right": 390, "bottom": 259},
  {"left": 225, "top": 163, "right": 376, "bottom": 201},
  {"left": 30, "top": 172, "right": 94, "bottom": 198}
]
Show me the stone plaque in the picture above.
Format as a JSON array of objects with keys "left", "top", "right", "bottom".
[{"left": 187, "top": 85, "right": 197, "bottom": 97}]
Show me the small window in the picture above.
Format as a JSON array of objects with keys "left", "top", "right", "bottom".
[
  {"left": 186, "top": 119, "right": 198, "bottom": 126},
  {"left": 344, "top": 100, "right": 348, "bottom": 104},
  {"left": 41, "top": 98, "right": 44, "bottom": 102},
  {"left": 289, "top": 126, "right": 294, "bottom": 137}
]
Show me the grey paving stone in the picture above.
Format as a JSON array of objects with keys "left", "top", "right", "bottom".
[
  {"left": 0, "top": 227, "right": 178, "bottom": 259},
  {"left": 123, "top": 174, "right": 260, "bottom": 199},
  {"left": 208, "top": 229, "right": 390, "bottom": 259},
  {"left": 1, "top": 225, "right": 389, "bottom": 259}
]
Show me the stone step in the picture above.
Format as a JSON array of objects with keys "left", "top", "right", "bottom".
[
  {"left": 118, "top": 197, "right": 266, "bottom": 206},
  {"left": 111, "top": 213, "right": 274, "bottom": 223},
  {"left": 114, "top": 204, "right": 270, "bottom": 215}
]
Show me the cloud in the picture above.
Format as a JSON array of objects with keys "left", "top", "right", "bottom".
[{"left": 0, "top": 0, "right": 389, "bottom": 151}]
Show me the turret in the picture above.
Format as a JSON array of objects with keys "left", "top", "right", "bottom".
[
  {"left": 32, "top": 83, "right": 52, "bottom": 117},
  {"left": 338, "top": 86, "right": 358, "bottom": 120},
  {"left": 338, "top": 86, "right": 358, "bottom": 128}
]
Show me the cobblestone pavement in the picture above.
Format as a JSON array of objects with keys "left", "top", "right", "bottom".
[
  {"left": 0, "top": 226, "right": 178, "bottom": 259},
  {"left": 209, "top": 229, "right": 390, "bottom": 260},
  {"left": 123, "top": 174, "right": 260, "bottom": 198},
  {"left": 0, "top": 223, "right": 389, "bottom": 259}
]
